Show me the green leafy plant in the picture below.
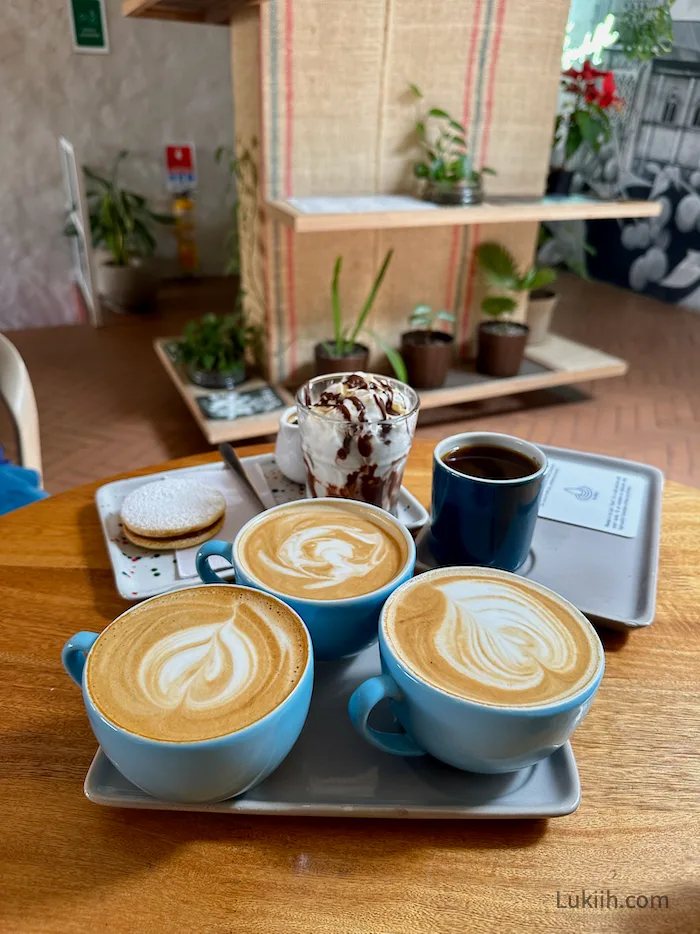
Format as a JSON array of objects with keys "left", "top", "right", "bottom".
[
  {"left": 326, "top": 250, "right": 407, "bottom": 381},
  {"left": 215, "top": 139, "right": 266, "bottom": 370},
  {"left": 476, "top": 243, "right": 557, "bottom": 319},
  {"left": 409, "top": 84, "right": 496, "bottom": 186},
  {"left": 83, "top": 151, "right": 174, "bottom": 266},
  {"left": 617, "top": 1, "right": 675, "bottom": 62},
  {"left": 409, "top": 304, "right": 455, "bottom": 332},
  {"left": 537, "top": 222, "right": 596, "bottom": 279},
  {"left": 175, "top": 312, "right": 258, "bottom": 374}
]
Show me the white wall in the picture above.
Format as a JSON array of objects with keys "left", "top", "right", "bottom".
[
  {"left": 0, "top": 1, "right": 234, "bottom": 329},
  {"left": 673, "top": 1, "right": 700, "bottom": 22}
]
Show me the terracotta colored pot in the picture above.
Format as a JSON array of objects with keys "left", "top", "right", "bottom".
[
  {"left": 423, "top": 179, "right": 483, "bottom": 206},
  {"left": 476, "top": 321, "right": 529, "bottom": 378},
  {"left": 401, "top": 331, "right": 454, "bottom": 389},
  {"left": 546, "top": 168, "right": 574, "bottom": 195},
  {"left": 527, "top": 289, "right": 558, "bottom": 344},
  {"left": 314, "top": 342, "right": 369, "bottom": 376}
]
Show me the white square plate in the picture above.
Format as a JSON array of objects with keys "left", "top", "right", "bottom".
[{"left": 96, "top": 454, "right": 429, "bottom": 602}]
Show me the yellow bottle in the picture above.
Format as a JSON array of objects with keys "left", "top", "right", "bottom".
[{"left": 173, "top": 192, "right": 198, "bottom": 276}]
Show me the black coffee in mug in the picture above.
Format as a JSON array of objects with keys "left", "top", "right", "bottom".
[
  {"left": 432, "top": 433, "right": 547, "bottom": 571},
  {"left": 442, "top": 444, "right": 538, "bottom": 481}
]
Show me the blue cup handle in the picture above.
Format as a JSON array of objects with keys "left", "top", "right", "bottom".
[
  {"left": 348, "top": 674, "right": 425, "bottom": 757},
  {"left": 62, "top": 632, "right": 99, "bottom": 687},
  {"left": 196, "top": 540, "right": 235, "bottom": 584}
]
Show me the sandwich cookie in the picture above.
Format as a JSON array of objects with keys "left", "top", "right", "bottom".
[{"left": 120, "top": 477, "right": 226, "bottom": 551}]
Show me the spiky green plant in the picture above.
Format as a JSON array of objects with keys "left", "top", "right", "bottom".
[{"left": 325, "top": 250, "right": 407, "bottom": 381}]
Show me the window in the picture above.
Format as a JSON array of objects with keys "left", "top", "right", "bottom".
[{"left": 662, "top": 92, "right": 679, "bottom": 124}]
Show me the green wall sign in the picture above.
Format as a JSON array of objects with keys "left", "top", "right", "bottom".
[{"left": 69, "top": 0, "right": 109, "bottom": 54}]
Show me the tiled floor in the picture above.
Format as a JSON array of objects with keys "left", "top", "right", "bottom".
[{"left": 4, "top": 274, "right": 700, "bottom": 494}]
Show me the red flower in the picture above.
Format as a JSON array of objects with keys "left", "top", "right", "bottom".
[
  {"left": 562, "top": 60, "right": 607, "bottom": 82},
  {"left": 582, "top": 60, "right": 607, "bottom": 81},
  {"left": 560, "top": 60, "right": 624, "bottom": 111},
  {"left": 598, "top": 72, "right": 623, "bottom": 110}
]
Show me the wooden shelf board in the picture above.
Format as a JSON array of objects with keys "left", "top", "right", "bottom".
[
  {"left": 154, "top": 339, "right": 294, "bottom": 444},
  {"left": 266, "top": 194, "right": 661, "bottom": 233},
  {"left": 122, "top": 0, "right": 265, "bottom": 25},
  {"left": 158, "top": 334, "right": 625, "bottom": 439},
  {"left": 416, "top": 334, "right": 627, "bottom": 410}
]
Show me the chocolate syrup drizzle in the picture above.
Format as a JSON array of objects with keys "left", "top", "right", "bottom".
[
  {"left": 303, "top": 374, "right": 412, "bottom": 509},
  {"left": 314, "top": 375, "right": 404, "bottom": 425}
]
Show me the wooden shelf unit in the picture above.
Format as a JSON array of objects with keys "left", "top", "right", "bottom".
[
  {"left": 155, "top": 334, "right": 625, "bottom": 442},
  {"left": 126, "top": 4, "right": 634, "bottom": 406},
  {"left": 154, "top": 339, "right": 294, "bottom": 444},
  {"left": 122, "top": 0, "right": 264, "bottom": 25},
  {"left": 416, "top": 333, "right": 627, "bottom": 410},
  {"left": 266, "top": 194, "right": 661, "bottom": 234}
]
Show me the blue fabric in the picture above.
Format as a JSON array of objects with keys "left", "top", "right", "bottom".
[{"left": 0, "top": 445, "right": 48, "bottom": 516}]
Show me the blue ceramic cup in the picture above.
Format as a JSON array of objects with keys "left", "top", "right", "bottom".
[
  {"left": 348, "top": 568, "right": 605, "bottom": 774},
  {"left": 62, "top": 585, "right": 314, "bottom": 803},
  {"left": 431, "top": 431, "right": 547, "bottom": 571},
  {"left": 197, "top": 498, "right": 416, "bottom": 661}
]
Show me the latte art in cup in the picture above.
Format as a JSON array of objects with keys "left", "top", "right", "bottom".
[
  {"left": 384, "top": 567, "right": 602, "bottom": 708},
  {"left": 87, "top": 586, "right": 308, "bottom": 742},
  {"left": 237, "top": 500, "right": 408, "bottom": 600}
]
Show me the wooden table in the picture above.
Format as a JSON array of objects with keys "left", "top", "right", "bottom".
[{"left": 1, "top": 441, "right": 698, "bottom": 934}]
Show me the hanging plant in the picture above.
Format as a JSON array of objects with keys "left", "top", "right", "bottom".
[{"left": 616, "top": 1, "right": 675, "bottom": 63}]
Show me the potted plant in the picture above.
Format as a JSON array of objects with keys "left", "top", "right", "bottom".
[
  {"left": 401, "top": 304, "right": 455, "bottom": 389},
  {"left": 548, "top": 61, "right": 622, "bottom": 195},
  {"left": 409, "top": 84, "right": 496, "bottom": 206},
  {"left": 315, "top": 249, "right": 407, "bottom": 380},
  {"left": 526, "top": 282, "right": 558, "bottom": 346},
  {"left": 85, "top": 151, "right": 174, "bottom": 310},
  {"left": 475, "top": 243, "right": 556, "bottom": 377},
  {"left": 175, "top": 312, "right": 258, "bottom": 389},
  {"left": 530, "top": 221, "right": 597, "bottom": 344}
]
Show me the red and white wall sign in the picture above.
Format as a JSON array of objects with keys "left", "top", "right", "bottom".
[{"left": 165, "top": 143, "right": 197, "bottom": 192}]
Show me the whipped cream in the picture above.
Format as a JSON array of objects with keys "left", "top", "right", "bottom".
[
  {"left": 304, "top": 373, "right": 411, "bottom": 422},
  {"left": 297, "top": 373, "right": 419, "bottom": 512}
]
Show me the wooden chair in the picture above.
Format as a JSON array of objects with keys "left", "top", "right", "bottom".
[{"left": 0, "top": 333, "right": 42, "bottom": 483}]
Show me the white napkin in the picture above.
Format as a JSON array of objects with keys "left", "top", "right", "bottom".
[{"left": 175, "top": 464, "right": 275, "bottom": 579}]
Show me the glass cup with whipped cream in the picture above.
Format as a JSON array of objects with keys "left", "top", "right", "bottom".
[{"left": 295, "top": 372, "right": 420, "bottom": 514}]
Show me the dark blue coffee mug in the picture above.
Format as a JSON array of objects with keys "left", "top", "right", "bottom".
[{"left": 430, "top": 432, "right": 547, "bottom": 572}]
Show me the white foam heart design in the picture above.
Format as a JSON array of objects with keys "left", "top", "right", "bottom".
[
  {"left": 137, "top": 609, "right": 291, "bottom": 711},
  {"left": 434, "top": 580, "right": 578, "bottom": 693}
]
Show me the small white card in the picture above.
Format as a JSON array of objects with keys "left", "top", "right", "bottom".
[{"left": 538, "top": 458, "right": 644, "bottom": 538}]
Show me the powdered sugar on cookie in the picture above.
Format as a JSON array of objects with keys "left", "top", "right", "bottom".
[{"left": 120, "top": 478, "right": 226, "bottom": 537}]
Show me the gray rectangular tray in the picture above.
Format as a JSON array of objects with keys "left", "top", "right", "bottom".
[
  {"left": 417, "top": 445, "right": 664, "bottom": 631},
  {"left": 84, "top": 644, "right": 580, "bottom": 819}
]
